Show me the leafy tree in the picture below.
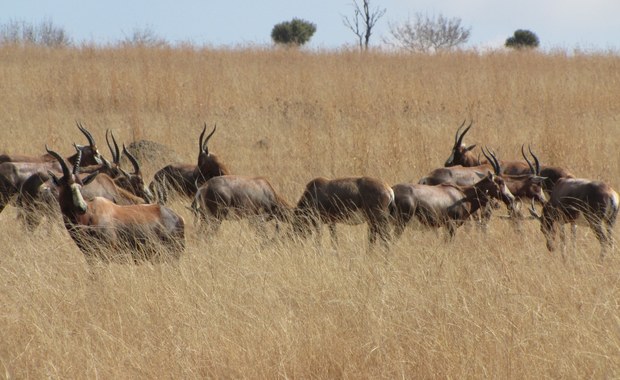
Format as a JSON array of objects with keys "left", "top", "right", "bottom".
[
  {"left": 271, "top": 18, "right": 316, "bottom": 46},
  {"left": 505, "top": 29, "right": 539, "bottom": 49},
  {"left": 342, "top": 0, "right": 386, "bottom": 51},
  {"left": 0, "top": 19, "right": 71, "bottom": 47},
  {"left": 386, "top": 13, "right": 470, "bottom": 53}
]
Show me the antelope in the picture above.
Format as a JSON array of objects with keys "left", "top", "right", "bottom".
[
  {"left": 45, "top": 147, "right": 185, "bottom": 264},
  {"left": 443, "top": 120, "right": 573, "bottom": 189},
  {"left": 292, "top": 176, "right": 394, "bottom": 249},
  {"left": 486, "top": 146, "right": 547, "bottom": 220},
  {"left": 0, "top": 122, "right": 103, "bottom": 167},
  {"left": 149, "top": 124, "right": 230, "bottom": 204},
  {"left": 391, "top": 171, "right": 516, "bottom": 240},
  {"left": 191, "top": 175, "right": 291, "bottom": 237},
  {"left": 17, "top": 167, "right": 150, "bottom": 232},
  {"left": 0, "top": 124, "right": 104, "bottom": 213},
  {"left": 15, "top": 136, "right": 152, "bottom": 231},
  {"left": 529, "top": 178, "right": 618, "bottom": 258},
  {"left": 103, "top": 130, "right": 153, "bottom": 202}
]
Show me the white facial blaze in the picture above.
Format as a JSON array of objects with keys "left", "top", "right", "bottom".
[
  {"left": 70, "top": 183, "right": 88, "bottom": 213},
  {"left": 502, "top": 182, "right": 515, "bottom": 202}
]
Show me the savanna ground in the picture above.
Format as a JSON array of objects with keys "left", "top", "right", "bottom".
[{"left": 0, "top": 45, "right": 619, "bottom": 378}]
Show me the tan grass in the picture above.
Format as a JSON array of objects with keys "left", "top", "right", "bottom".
[{"left": 0, "top": 45, "right": 619, "bottom": 378}]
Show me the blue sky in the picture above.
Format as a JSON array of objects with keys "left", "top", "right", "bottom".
[{"left": 2, "top": 0, "right": 619, "bottom": 50}]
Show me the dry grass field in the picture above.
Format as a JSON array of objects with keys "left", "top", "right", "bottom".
[{"left": 1, "top": 45, "right": 619, "bottom": 378}]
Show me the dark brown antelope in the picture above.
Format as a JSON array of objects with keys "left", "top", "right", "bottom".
[
  {"left": 17, "top": 166, "right": 149, "bottom": 232},
  {"left": 149, "top": 124, "right": 230, "bottom": 204},
  {"left": 191, "top": 175, "right": 291, "bottom": 237},
  {"left": 391, "top": 171, "right": 516, "bottom": 240},
  {"left": 444, "top": 121, "right": 537, "bottom": 175},
  {"left": 483, "top": 147, "right": 547, "bottom": 224},
  {"left": 103, "top": 130, "right": 154, "bottom": 202},
  {"left": 0, "top": 122, "right": 103, "bottom": 167},
  {"left": 292, "top": 176, "right": 394, "bottom": 248},
  {"left": 443, "top": 121, "right": 573, "bottom": 188},
  {"left": 0, "top": 123, "right": 105, "bottom": 213},
  {"left": 45, "top": 147, "right": 185, "bottom": 263},
  {"left": 529, "top": 178, "right": 618, "bottom": 258},
  {"left": 444, "top": 120, "right": 481, "bottom": 167}
]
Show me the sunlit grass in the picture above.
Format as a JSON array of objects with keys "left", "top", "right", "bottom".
[{"left": 0, "top": 45, "right": 619, "bottom": 378}]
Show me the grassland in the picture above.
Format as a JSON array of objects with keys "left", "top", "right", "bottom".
[{"left": 0, "top": 45, "right": 619, "bottom": 378}]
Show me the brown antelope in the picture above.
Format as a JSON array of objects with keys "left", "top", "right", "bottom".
[
  {"left": 103, "top": 130, "right": 154, "bottom": 202},
  {"left": 485, "top": 147, "right": 547, "bottom": 219},
  {"left": 191, "top": 175, "right": 291, "bottom": 236},
  {"left": 45, "top": 147, "right": 185, "bottom": 264},
  {"left": 292, "top": 176, "right": 394, "bottom": 248},
  {"left": 0, "top": 124, "right": 104, "bottom": 213},
  {"left": 17, "top": 168, "right": 150, "bottom": 232},
  {"left": 529, "top": 178, "right": 618, "bottom": 258},
  {"left": 15, "top": 136, "right": 152, "bottom": 231},
  {"left": 423, "top": 147, "right": 545, "bottom": 228},
  {"left": 149, "top": 124, "right": 230, "bottom": 204},
  {"left": 443, "top": 121, "right": 573, "bottom": 189},
  {"left": 391, "top": 171, "right": 516, "bottom": 240},
  {"left": 0, "top": 122, "right": 103, "bottom": 167}
]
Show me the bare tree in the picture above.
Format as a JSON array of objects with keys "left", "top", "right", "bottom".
[
  {"left": 386, "top": 13, "right": 471, "bottom": 53},
  {"left": 0, "top": 19, "right": 71, "bottom": 47},
  {"left": 120, "top": 26, "right": 169, "bottom": 48},
  {"left": 342, "top": 0, "right": 386, "bottom": 50}
]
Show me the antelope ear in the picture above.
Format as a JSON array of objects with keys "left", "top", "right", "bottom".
[
  {"left": 82, "top": 171, "right": 100, "bottom": 186},
  {"left": 474, "top": 171, "right": 486, "bottom": 179},
  {"left": 466, "top": 144, "right": 477, "bottom": 151}
]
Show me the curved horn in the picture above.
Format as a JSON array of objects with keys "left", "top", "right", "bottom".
[
  {"left": 106, "top": 129, "right": 121, "bottom": 164},
  {"left": 72, "top": 143, "right": 83, "bottom": 175},
  {"left": 76, "top": 121, "right": 96, "bottom": 147},
  {"left": 45, "top": 145, "right": 71, "bottom": 179},
  {"left": 105, "top": 130, "right": 117, "bottom": 163},
  {"left": 123, "top": 144, "right": 141, "bottom": 175},
  {"left": 198, "top": 124, "right": 207, "bottom": 154},
  {"left": 521, "top": 144, "right": 536, "bottom": 174},
  {"left": 488, "top": 148, "right": 502, "bottom": 175},
  {"left": 453, "top": 120, "right": 466, "bottom": 146},
  {"left": 456, "top": 121, "right": 473, "bottom": 147},
  {"left": 481, "top": 147, "right": 499, "bottom": 175},
  {"left": 202, "top": 123, "right": 217, "bottom": 154},
  {"left": 528, "top": 145, "right": 541, "bottom": 175}
]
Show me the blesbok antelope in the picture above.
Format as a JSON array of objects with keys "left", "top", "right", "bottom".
[
  {"left": 483, "top": 147, "right": 547, "bottom": 222},
  {"left": 0, "top": 122, "right": 103, "bottom": 167},
  {"left": 149, "top": 124, "right": 230, "bottom": 204},
  {"left": 0, "top": 124, "right": 105, "bottom": 213},
  {"left": 391, "top": 171, "right": 516, "bottom": 240},
  {"left": 444, "top": 121, "right": 541, "bottom": 175},
  {"left": 444, "top": 120, "right": 481, "bottom": 167},
  {"left": 103, "top": 130, "right": 154, "bottom": 202},
  {"left": 45, "top": 147, "right": 185, "bottom": 264},
  {"left": 17, "top": 165, "right": 149, "bottom": 232},
  {"left": 443, "top": 121, "right": 573, "bottom": 188},
  {"left": 292, "top": 176, "right": 394, "bottom": 248},
  {"left": 529, "top": 178, "right": 618, "bottom": 258},
  {"left": 191, "top": 175, "right": 291, "bottom": 237}
]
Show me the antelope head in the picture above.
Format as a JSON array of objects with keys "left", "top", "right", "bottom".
[
  {"left": 478, "top": 148, "right": 515, "bottom": 207},
  {"left": 444, "top": 120, "right": 478, "bottom": 167},
  {"left": 46, "top": 145, "right": 99, "bottom": 217},
  {"left": 72, "top": 122, "right": 103, "bottom": 166},
  {"left": 195, "top": 123, "right": 230, "bottom": 185}
]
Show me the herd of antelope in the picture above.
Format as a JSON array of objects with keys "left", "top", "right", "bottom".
[{"left": 0, "top": 121, "right": 617, "bottom": 264}]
